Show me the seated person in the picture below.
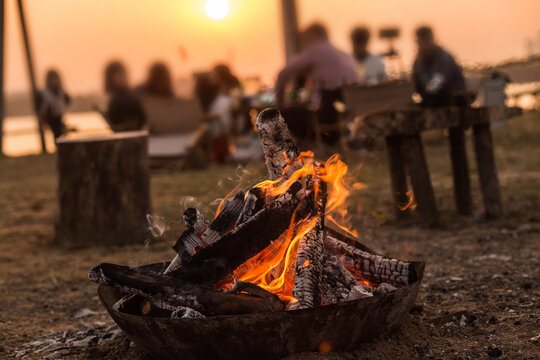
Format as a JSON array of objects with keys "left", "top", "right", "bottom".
[
  {"left": 350, "top": 26, "right": 387, "bottom": 85},
  {"left": 103, "top": 61, "right": 146, "bottom": 132},
  {"left": 135, "top": 62, "right": 174, "bottom": 98},
  {"left": 412, "top": 26, "right": 466, "bottom": 107},
  {"left": 275, "top": 23, "right": 359, "bottom": 145}
]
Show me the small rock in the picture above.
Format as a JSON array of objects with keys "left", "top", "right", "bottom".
[
  {"left": 488, "top": 316, "right": 498, "bottom": 325},
  {"left": 521, "top": 282, "right": 532, "bottom": 290},
  {"left": 487, "top": 346, "right": 502, "bottom": 358}
]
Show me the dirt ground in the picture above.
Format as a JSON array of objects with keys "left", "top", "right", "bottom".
[{"left": 1, "top": 112, "right": 539, "bottom": 359}]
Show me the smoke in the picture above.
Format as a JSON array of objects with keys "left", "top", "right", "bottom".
[{"left": 146, "top": 214, "right": 169, "bottom": 238}]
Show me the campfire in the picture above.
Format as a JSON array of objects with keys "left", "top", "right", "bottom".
[{"left": 89, "top": 108, "right": 423, "bottom": 357}]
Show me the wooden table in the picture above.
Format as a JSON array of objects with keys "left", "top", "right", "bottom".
[{"left": 362, "top": 106, "right": 522, "bottom": 225}]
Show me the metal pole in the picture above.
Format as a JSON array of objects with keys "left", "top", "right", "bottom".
[
  {"left": 0, "top": 0, "right": 4, "bottom": 156},
  {"left": 280, "top": 0, "right": 300, "bottom": 62},
  {"left": 17, "top": 0, "right": 46, "bottom": 153}
]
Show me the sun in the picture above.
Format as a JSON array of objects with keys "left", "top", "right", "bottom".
[{"left": 205, "top": 0, "right": 230, "bottom": 20}]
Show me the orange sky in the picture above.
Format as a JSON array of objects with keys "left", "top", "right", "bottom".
[{"left": 4, "top": 0, "right": 540, "bottom": 94}]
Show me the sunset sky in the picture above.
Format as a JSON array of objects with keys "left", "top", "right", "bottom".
[{"left": 4, "top": 0, "right": 540, "bottom": 94}]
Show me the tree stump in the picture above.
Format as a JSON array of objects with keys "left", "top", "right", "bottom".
[{"left": 56, "top": 131, "right": 151, "bottom": 247}]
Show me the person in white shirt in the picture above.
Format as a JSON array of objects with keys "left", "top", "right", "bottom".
[{"left": 350, "top": 27, "right": 387, "bottom": 85}]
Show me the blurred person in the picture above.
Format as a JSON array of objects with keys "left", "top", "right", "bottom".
[
  {"left": 275, "top": 23, "right": 359, "bottom": 145},
  {"left": 135, "top": 62, "right": 174, "bottom": 98},
  {"left": 350, "top": 26, "right": 387, "bottom": 85},
  {"left": 103, "top": 61, "right": 146, "bottom": 131},
  {"left": 38, "top": 69, "right": 71, "bottom": 140},
  {"left": 412, "top": 26, "right": 466, "bottom": 107},
  {"left": 207, "top": 64, "right": 242, "bottom": 162}
]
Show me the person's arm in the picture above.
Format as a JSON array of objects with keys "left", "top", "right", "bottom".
[{"left": 275, "top": 50, "right": 314, "bottom": 108}]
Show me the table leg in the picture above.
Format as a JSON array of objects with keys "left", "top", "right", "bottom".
[
  {"left": 385, "top": 136, "right": 410, "bottom": 219},
  {"left": 402, "top": 134, "right": 439, "bottom": 225},
  {"left": 448, "top": 126, "right": 473, "bottom": 215},
  {"left": 473, "top": 123, "right": 502, "bottom": 219}
]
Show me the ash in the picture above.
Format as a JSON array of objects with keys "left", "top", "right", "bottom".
[{"left": 14, "top": 321, "right": 123, "bottom": 359}]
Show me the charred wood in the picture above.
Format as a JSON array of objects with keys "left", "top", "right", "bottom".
[
  {"left": 324, "top": 235, "right": 417, "bottom": 287},
  {"left": 256, "top": 108, "right": 302, "bottom": 180},
  {"left": 183, "top": 208, "right": 209, "bottom": 236},
  {"left": 202, "top": 191, "right": 245, "bottom": 245},
  {"left": 289, "top": 165, "right": 326, "bottom": 310},
  {"left": 373, "top": 283, "right": 397, "bottom": 295},
  {"left": 165, "top": 208, "right": 209, "bottom": 274},
  {"left": 235, "top": 187, "right": 266, "bottom": 226},
  {"left": 89, "top": 263, "right": 284, "bottom": 316},
  {"left": 169, "top": 181, "right": 306, "bottom": 286}
]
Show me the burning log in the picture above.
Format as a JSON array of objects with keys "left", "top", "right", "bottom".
[
  {"left": 169, "top": 181, "right": 306, "bottom": 286},
  {"left": 289, "top": 164, "right": 327, "bottom": 310},
  {"left": 184, "top": 208, "right": 209, "bottom": 236},
  {"left": 89, "top": 263, "right": 284, "bottom": 316},
  {"left": 256, "top": 108, "right": 302, "bottom": 180},
  {"left": 202, "top": 191, "right": 245, "bottom": 245},
  {"left": 164, "top": 208, "right": 209, "bottom": 274},
  {"left": 324, "top": 235, "right": 414, "bottom": 287}
]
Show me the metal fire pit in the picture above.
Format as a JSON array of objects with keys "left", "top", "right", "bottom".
[{"left": 98, "top": 256, "right": 424, "bottom": 360}]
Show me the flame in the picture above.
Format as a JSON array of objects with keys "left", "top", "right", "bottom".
[
  {"left": 397, "top": 190, "right": 417, "bottom": 211},
  {"left": 218, "top": 152, "right": 366, "bottom": 303}
]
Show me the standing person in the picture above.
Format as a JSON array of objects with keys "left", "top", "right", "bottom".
[
  {"left": 135, "top": 62, "right": 175, "bottom": 98},
  {"left": 350, "top": 26, "right": 387, "bottom": 85},
  {"left": 274, "top": 23, "right": 359, "bottom": 145},
  {"left": 412, "top": 26, "right": 466, "bottom": 107},
  {"left": 38, "top": 69, "right": 70, "bottom": 140},
  {"left": 103, "top": 61, "right": 146, "bottom": 132}
]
